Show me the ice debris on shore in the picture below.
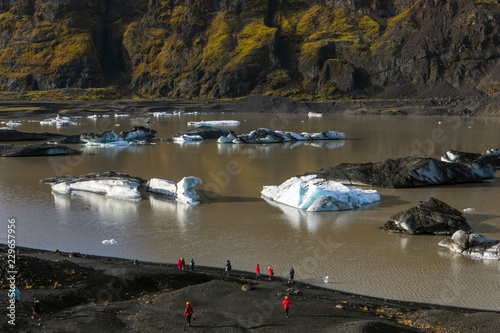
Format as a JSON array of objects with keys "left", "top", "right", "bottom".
[
  {"left": 218, "top": 128, "right": 344, "bottom": 144},
  {"left": 261, "top": 175, "right": 380, "bottom": 211},
  {"left": 439, "top": 230, "right": 500, "bottom": 260},
  {"left": 52, "top": 179, "right": 142, "bottom": 200},
  {"left": 146, "top": 176, "right": 202, "bottom": 206},
  {"left": 188, "top": 120, "right": 241, "bottom": 126},
  {"left": 102, "top": 239, "right": 117, "bottom": 245}
]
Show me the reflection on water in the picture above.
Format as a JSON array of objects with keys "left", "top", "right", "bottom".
[{"left": 1, "top": 113, "right": 500, "bottom": 310}]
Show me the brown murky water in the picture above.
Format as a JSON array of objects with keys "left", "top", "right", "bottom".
[{"left": 1, "top": 113, "right": 499, "bottom": 310}]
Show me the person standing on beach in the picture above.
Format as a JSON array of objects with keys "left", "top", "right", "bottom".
[
  {"left": 31, "top": 299, "right": 41, "bottom": 320},
  {"left": 268, "top": 267, "right": 274, "bottom": 280},
  {"left": 184, "top": 302, "right": 194, "bottom": 327},
  {"left": 181, "top": 258, "right": 186, "bottom": 270},
  {"left": 282, "top": 296, "right": 291, "bottom": 318},
  {"left": 256, "top": 264, "right": 261, "bottom": 279},
  {"left": 288, "top": 267, "right": 295, "bottom": 283},
  {"left": 225, "top": 260, "right": 232, "bottom": 276},
  {"left": 177, "top": 258, "right": 183, "bottom": 270},
  {"left": 190, "top": 258, "right": 195, "bottom": 272}
]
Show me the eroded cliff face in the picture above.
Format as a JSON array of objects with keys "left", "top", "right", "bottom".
[{"left": 0, "top": 0, "right": 499, "bottom": 100}]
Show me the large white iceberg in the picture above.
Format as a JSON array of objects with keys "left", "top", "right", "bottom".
[
  {"left": 52, "top": 179, "right": 142, "bottom": 200},
  {"left": 261, "top": 175, "right": 380, "bottom": 212},
  {"left": 146, "top": 176, "right": 202, "bottom": 206}
]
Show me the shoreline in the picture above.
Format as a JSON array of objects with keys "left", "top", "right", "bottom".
[
  {"left": 2, "top": 245, "right": 499, "bottom": 332},
  {"left": 1, "top": 95, "right": 499, "bottom": 121}
]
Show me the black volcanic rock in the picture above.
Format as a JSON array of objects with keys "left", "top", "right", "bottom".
[
  {"left": 380, "top": 198, "right": 473, "bottom": 235},
  {"left": 40, "top": 171, "right": 146, "bottom": 185},
  {"left": 303, "top": 156, "right": 496, "bottom": 188},
  {"left": 173, "top": 126, "right": 234, "bottom": 140},
  {"left": 441, "top": 149, "right": 500, "bottom": 169},
  {"left": 0, "top": 144, "right": 81, "bottom": 157}
]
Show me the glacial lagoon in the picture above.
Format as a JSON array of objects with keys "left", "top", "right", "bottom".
[{"left": 1, "top": 113, "right": 499, "bottom": 310}]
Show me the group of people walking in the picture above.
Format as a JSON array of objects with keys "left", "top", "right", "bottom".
[
  {"left": 182, "top": 260, "right": 296, "bottom": 327},
  {"left": 177, "top": 258, "right": 195, "bottom": 272}
]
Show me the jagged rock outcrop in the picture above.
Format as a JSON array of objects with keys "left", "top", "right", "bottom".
[
  {"left": 173, "top": 126, "right": 234, "bottom": 140},
  {"left": 441, "top": 149, "right": 500, "bottom": 169},
  {"left": 0, "top": 143, "right": 81, "bottom": 156},
  {"left": 303, "top": 156, "right": 496, "bottom": 188},
  {"left": 380, "top": 197, "right": 473, "bottom": 235},
  {"left": 0, "top": 0, "right": 498, "bottom": 107},
  {"left": 439, "top": 230, "right": 500, "bottom": 260}
]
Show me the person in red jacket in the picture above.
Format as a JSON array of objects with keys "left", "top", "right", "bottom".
[
  {"left": 282, "top": 296, "right": 291, "bottom": 318},
  {"left": 177, "top": 258, "right": 183, "bottom": 270},
  {"left": 256, "top": 264, "right": 261, "bottom": 279},
  {"left": 184, "top": 301, "right": 194, "bottom": 327},
  {"left": 268, "top": 267, "right": 274, "bottom": 280}
]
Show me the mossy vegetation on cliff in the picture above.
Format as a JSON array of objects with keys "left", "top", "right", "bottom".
[{"left": 0, "top": 0, "right": 499, "bottom": 101}]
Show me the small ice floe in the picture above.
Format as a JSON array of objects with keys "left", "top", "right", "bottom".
[
  {"left": 115, "top": 124, "right": 120, "bottom": 127},
  {"left": 146, "top": 176, "right": 202, "bottom": 206},
  {"left": 87, "top": 115, "right": 98, "bottom": 119},
  {"left": 114, "top": 114, "right": 130, "bottom": 117},
  {"left": 187, "top": 120, "right": 241, "bottom": 127},
  {"left": 130, "top": 117, "right": 155, "bottom": 123},
  {"left": 308, "top": 112, "right": 323, "bottom": 117},
  {"left": 153, "top": 111, "right": 173, "bottom": 117},
  {"left": 102, "top": 239, "right": 117, "bottom": 245},
  {"left": 173, "top": 110, "right": 185, "bottom": 115},
  {"left": 6, "top": 121, "right": 22, "bottom": 127},
  {"left": 463, "top": 208, "right": 475, "bottom": 213},
  {"left": 39, "top": 115, "right": 80, "bottom": 126},
  {"left": 438, "top": 121, "right": 443, "bottom": 124},
  {"left": 173, "top": 134, "right": 203, "bottom": 142},
  {"left": 324, "top": 276, "right": 329, "bottom": 283},
  {"left": 101, "top": 115, "right": 110, "bottom": 118}
]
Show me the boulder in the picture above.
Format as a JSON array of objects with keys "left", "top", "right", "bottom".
[
  {"left": 380, "top": 198, "right": 473, "bottom": 235},
  {"left": 303, "top": 156, "right": 496, "bottom": 188},
  {"left": 0, "top": 143, "right": 81, "bottom": 157},
  {"left": 439, "top": 231, "right": 500, "bottom": 260}
]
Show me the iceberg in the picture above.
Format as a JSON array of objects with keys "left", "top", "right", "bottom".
[
  {"left": 146, "top": 176, "right": 202, "bottom": 206},
  {"left": 81, "top": 126, "right": 157, "bottom": 144},
  {"left": 308, "top": 112, "right": 323, "bottom": 117},
  {"left": 152, "top": 111, "right": 173, "bottom": 117},
  {"left": 261, "top": 175, "right": 380, "bottom": 212},
  {"left": 51, "top": 179, "right": 142, "bottom": 200},
  {"left": 102, "top": 239, "right": 117, "bottom": 245},
  {"left": 173, "top": 134, "right": 203, "bottom": 142},
  {"left": 6, "top": 121, "right": 22, "bottom": 127},
  {"left": 219, "top": 128, "right": 345, "bottom": 144},
  {"left": 439, "top": 230, "right": 500, "bottom": 260},
  {"left": 188, "top": 120, "right": 241, "bottom": 126}
]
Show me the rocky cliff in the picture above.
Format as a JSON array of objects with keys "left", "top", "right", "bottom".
[{"left": 0, "top": 0, "right": 499, "bottom": 101}]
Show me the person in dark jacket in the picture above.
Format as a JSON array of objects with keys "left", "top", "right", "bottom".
[
  {"left": 190, "top": 258, "right": 195, "bottom": 272},
  {"left": 288, "top": 267, "right": 295, "bottom": 283},
  {"left": 184, "top": 301, "right": 194, "bottom": 327},
  {"left": 31, "top": 299, "right": 41, "bottom": 320},
  {"left": 225, "top": 260, "right": 232, "bottom": 276}
]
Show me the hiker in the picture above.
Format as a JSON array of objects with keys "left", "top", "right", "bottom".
[
  {"left": 181, "top": 258, "right": 186, "bottom": 270},
  {"left": 184, "top": 301, "right": 194, "bottom": 327},
  {"left": 31, "top": 299, "right": 41, "bottom": 320},
  {"left": 268, "top": 267, "right": 274, "bottom": 280},
  {"left": 225, "top": 260, "right": 231, "bottom": 276},
  {"left": 288, "top": 267, "right": 295, "bottom": 283},
  {"left": 190, "top": 258, "right": 195, "bottom": 272},
  {"left": 256, "top": 264, "right": 260, "bottom": 279},
  {"left": 177, "top": 258, "right": 183, "bottom": 270},
  {"left": 283, "top": 296, "right": 291, "bottom": 318},
  {"left": 12, "top": 286, "right": 20, "bottom": 303}
]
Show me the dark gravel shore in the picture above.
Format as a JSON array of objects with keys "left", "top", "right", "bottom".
[{"left": 1, "top": 245, "right": 499, "bottom": 332}]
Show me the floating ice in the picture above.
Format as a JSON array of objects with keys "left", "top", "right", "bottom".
[
  {"left": 6, "top": 121, "right": 22, "bottom": 127},
  {"left": 463, "top": 208, "right": 475, "bottom": 213},
  {"left": 188, "top": 120, "right": 241, "bottom": 127},
  {"left": 173, "top": 134, "right": 203, "bottom": 142},
  {"left": 146, "top": 176, "right": 202, "bottom": 206},
  {"left": 261, "top": 175, "right": 380, "bottom": 212},
  {"left": 87, "top": 115, "right": 98, "bottom": 119},
  {"left": 114, "top": 114, "right": 130, "bottom": 117},
  {"left": 102, "top": 239, "right": 117, "bottom": 245},
  {"left": 324, "top": 276, "right": 329, "bottom": 283},
  {"left": 153, "top": 112, "right": 173, "bottom": 117},
  {"left": 439, "top": 230, "right": 500, "bottom": 260},
  {"left": 39, "top": 115, "right": 80, "bottom": 126},
  {"left": 308, "top": 112, "right": 323, "bottom": 117},
  {"left": 219, "top": 128, "right": 345, "bottom": 144},
  {"left": 51, "top": 180, "right": 142, "bottom": 200},
  {"left": 173, "top": 110, "right": 185, "bottom": 115}
]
